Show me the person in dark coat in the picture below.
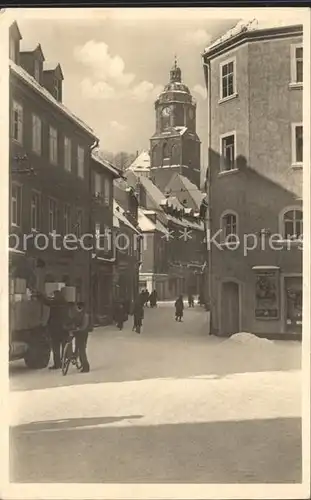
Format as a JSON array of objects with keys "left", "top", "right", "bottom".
[
  {"left": 115, "top": 301, "right": 126, "bottom": 330},
  {"left": 175, "top": 295, "right": 184, "bottom": 322},
  {"left": 144, "top": 289, "right": 150, "bottom": 307},
  {"left": 132, "top": 298, "right": 144, "bottom": 333},
  {"left": 36, "top": 290, "right": 69, "bottom": 369},
  {"left": 139, "top": 290, "right": 146, "bottom": 306},
  {"left": 71, "top": 301, "right": 90, "bottom": 373},
  {"left": 188, "top": 293, "right": 194, "bottom": 308},
  {"left": 149, "top": 290, "right": 157, "bottom": 308}
]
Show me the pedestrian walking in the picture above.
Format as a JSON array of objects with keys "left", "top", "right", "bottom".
[
  {"left": 149, "top": 289, "right": 157, "bottom": 308},
  {"left": 71, "top": 301, "right": 90, "bottom": 373},
  {"left": 132, "top": 298, "right": 144, "bottom": 333},
  {"left": 115, "top": 301, "right": 126, "bottom": 330},
  {"left": 175, "top": 295, "right": 184, "bottom": 322},
  {"left": 144, "top": 289, "right": 150, "bottom": 307},
  {"left": 188, "top": 293, "right": 194, "bottom": 307},
  {"left": 36, "top": 290, "right": 69, "bottom": 370}
]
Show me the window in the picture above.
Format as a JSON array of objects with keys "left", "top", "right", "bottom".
[
  {"left": 103, "top": 177, "right": 110, "bottom": 205},
  {"left": 11, "top": 183, "right": 22, "bottom": 227},
  {"left": 9, "top": 37, "right": 16, "bottom": 62},
  {"left": 34, "top": 59, "right": 40, "bottom": 82},
  {"left": 94, "top": 172, "right": 102, "bottom": 195},
  {"left": 291, "top": 44, "right": 303, "bottom": 84},
  {"left": 283, "top": 209, "right": 303, "bottom": 239},
  {"left": 49, "top": 126, "right": 58, "bottom": 164},
  {"left": 220, "top": 59, "right": 235, "bottom": 99},
  {"left": 77, "top": 146, "right": 84, "bottom": 178},
  {"left": 222, "top": 213, "right": 237, "bottom": 237},
  {"left": 221, "top": 212, "right": 237, "bottom": 242},
  {"left": 292, "top": 124, "right": 303, "bottom": 164},
  {"left": 64, "top": 137, "right": 71, "bottom": 171},
  {"left": 64, "top": 204, "right": 71, "bottom": 234},
  {"left": 12, "top": 101, "right": 23, "bottom": 144},
  {"left": 48, "top": 198, "right": 58, "bottom": 233},
  {"left": 220, "top": 133, "right": 235, "bottom": 171},
  {"left": 31, "top": 191, "right": 40, "bottom": 231},
  {"left": 32, "top": 114, "right": 42, "bottom": 154},
  {"left": 76, "top": 209, "right": 83, "bottom": 238}
]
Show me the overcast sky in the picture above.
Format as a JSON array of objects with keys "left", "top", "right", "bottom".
[{"left": 10, "top": 7, "right": 304, "bottom": 166}]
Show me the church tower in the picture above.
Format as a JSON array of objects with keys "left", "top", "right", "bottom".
[{"left": 149, "top": 58, "right": 201, "bottom": 189}]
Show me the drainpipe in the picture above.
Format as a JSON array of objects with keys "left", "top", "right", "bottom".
[
  {"left": 89, "top": 139, "right": 99, "bottom": 325},
  {"left": 203, "top": 57, "right": 213, "bottom": 334}
]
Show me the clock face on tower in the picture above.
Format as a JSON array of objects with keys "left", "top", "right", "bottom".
[{"left": 162, "top": 106, "right": 171, "bottom": 117}]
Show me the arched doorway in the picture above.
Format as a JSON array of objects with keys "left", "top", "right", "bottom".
[{"left": 221, "top": 281, "right": 240, "bottom": 335}]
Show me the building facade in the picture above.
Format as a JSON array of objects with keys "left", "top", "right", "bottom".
[
  {"left": 90, "top": 150, "right": 121, "bottom": 325},
  {"left": 9, "top": 21, "right": 98, "bottom": 309},
  {"left": 113, "top": 179, "right": 142, "bottom": 306},
  {"left": 202, "top": 20, "right": 303, "bottom": 338}
]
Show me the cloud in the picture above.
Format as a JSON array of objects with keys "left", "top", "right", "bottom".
[
  {"left": 75, "top": 40, "right": 163, "bottom": 102},
  {"left": 110, "top": 120, "right": 127, "bottom": 132},
  {"left": 74, "top": 40, "right": 135, "bottom": 87},
  {"left": 80, "top": 78, "right": 117, "bottom": 100},
  {"left": 193, "top": 84, "right": 207, "bottom": 99},
  {"left": 184, "top": 29, "right": 212, "bottom": 46},
  {"left": 131, "top": 81, "right": 163, "bottom": 102}
]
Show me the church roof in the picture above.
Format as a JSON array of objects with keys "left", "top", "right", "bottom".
[
  {"left": 176, "top": 174, "right": 205, "bottom": 208},
  {"left": 163, "top": 81, "right": 191, "bottom": 94},
  {"left": 138, "top": 174, "right": 167, "bottom": 206},
  {"left": 127, "top": 150, "right": 150, "bottom": 171}
]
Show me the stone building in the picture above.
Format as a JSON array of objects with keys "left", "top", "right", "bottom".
[
  {"left": 202, "top": 19, "right": 303, "bottom": 338},
  {"left": 90, "top": 150, "right": 121, "bottom": 325},
  {"left": 9, "top": 21, "right": 98, "bottom": 307}
]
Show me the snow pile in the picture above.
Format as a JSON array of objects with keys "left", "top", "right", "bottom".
[{"left": 228, "top": 332, "right": 275, "bottom": 347}]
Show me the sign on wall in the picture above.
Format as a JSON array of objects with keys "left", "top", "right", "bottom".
[{"left": 254, "top": 269, "right": 280, "bottom": 319}]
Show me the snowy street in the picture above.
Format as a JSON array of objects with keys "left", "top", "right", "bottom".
[{"left": 9, "top": 304, "right": 302, "bottom": 483}]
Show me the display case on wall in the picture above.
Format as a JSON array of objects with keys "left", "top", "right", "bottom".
[{"left": 253, "top": 266, "right": 280, "bottom": 320}]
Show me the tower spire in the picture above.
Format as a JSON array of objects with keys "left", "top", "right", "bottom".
[
  {"left": 170, "top": 55, "right": 181, "bottom": 83},
  {"left": 174, "top": 54, "right": 178, "bottom": 69}
]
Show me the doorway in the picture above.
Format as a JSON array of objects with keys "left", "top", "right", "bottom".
[
  {"left": 221, "top": 281, "right": 240, "bottom": 335},
  {"left": 284, "top": 276, "right": 302, "bottom": 334}
]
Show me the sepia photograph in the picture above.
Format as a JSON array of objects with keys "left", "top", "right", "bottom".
[{"left": 1, "top": 5, "right": 310, "bottom": 500}]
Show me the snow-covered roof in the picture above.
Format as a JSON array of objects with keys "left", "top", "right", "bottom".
[
  {"left": 174, "top": 126, "right": 187, "bottom": 136},
  {"left": 127, "top": 150, "right": 150, "bottom": 171},
  {"left": 138, "top": 208, "right": 168, "bottom": 234},
  {"left": 113, "top": 200, "right": 140, "bottom": 234},
  {"left": 204, "top": 18, "right": 302, "bottom": 54},
  {"left": 92, "top": 149, "right": 121, "bottom": 178},
  {"left": 161, "top": 196, "right": 184, "bottom": 211},
  {"left": 10, "top": 61, "right": 96, "bottom": 138},
  {"left": 20, "top": 41, "right": 40, "bottom": 53},
  {"left": 177, "top": 174, "right": 205, "bottom": 208},
  {"left": 138, "top": 209, "right": 156, "bottom": 232},
  {"left": 137, "top": 175, "right": 166, "bottom": 206},
  {"left": 44, "top": 61, "right": 60, "bottom": 71}
]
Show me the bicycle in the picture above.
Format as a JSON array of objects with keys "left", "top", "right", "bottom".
[{"left": 61, "top": 331, "right": 82, "bottom": 376}]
